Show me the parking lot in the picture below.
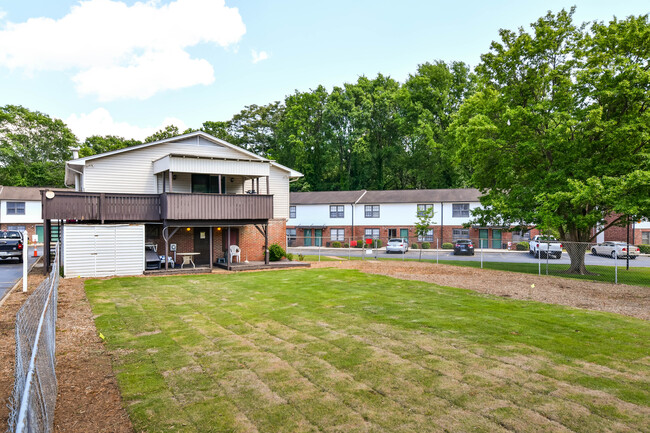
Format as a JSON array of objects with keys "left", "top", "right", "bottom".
[
  {"left": 0, "top": 247, "right": 41, "bottom": 300},
  {"left": 288, "top": 246, "right": 650, "bottom": 268}
]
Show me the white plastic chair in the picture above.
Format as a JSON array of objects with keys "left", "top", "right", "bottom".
[{"left": 229, "top": 245, "right": 241, "bottom": 263}]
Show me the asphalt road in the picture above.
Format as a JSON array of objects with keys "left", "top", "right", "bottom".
[
  {"left": 0, "top": 246, "right": 41, "bottom": 300},
  {"left": 288, "top": 247, "right": 650, "bottom": 268}
]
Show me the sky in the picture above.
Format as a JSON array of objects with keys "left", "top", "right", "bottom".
[{"left": 0, "top": 0, "right": 648, "bottom": 141}]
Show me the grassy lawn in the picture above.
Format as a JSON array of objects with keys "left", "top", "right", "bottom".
[
  {"left": 86, "top": 269, "right": 650, "bottom": 432},
  {"left": 301, "top": 255, "right": 650, "bottom": 287}
]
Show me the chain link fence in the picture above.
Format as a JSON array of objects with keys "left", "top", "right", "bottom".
[
  {"left": 286, "top": 235, "right": 649, "bottom": 287},
  {"left": 9, "top": 243, "right": 60, "bottom": 433}
]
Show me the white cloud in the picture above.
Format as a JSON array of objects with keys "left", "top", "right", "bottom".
[
  {"left": 251, "top": 49, "right": 269, "bottom": 64},
  {"left": 0, "top": 0, "right": 246, "bottom": 100},
  {"left": 65, "top": 107, "right": 188, "bottom": 141}
]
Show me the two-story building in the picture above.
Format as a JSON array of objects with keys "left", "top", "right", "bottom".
[
  {"left": 287, "top": 189, "right": 532, "bottom": 248},
  {"left": 41, "top": 132, "right": 302, "bottom": 277}
]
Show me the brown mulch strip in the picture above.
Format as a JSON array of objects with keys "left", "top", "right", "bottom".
[
  {"left": 0, "top": 272, "right": 133, "bottom": 433},
  {"left": 311, "top": 260, "right": 650, "bottom": 320}
]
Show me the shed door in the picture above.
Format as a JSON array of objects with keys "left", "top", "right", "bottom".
[{"left": 64, "top": 224, "right": 144, "bottom": 278}]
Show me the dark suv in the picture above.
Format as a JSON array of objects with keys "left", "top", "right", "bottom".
[
  {"left": 453, "top": 239, "right": 474, "bottom": 256},
  {"left": 0, "top": 231, "right": 24, "bottom": 263}
]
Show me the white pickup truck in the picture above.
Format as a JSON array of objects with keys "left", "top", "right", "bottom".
[{"left": 529, "top": 235, "right": 563, "bottom": 259}]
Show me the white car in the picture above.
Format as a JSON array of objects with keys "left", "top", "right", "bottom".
[
  {"left": 386, "top": 238, "right": 409, "bottom": 254},
  {"left": 591, "top": 242, "right": 640, "bottom": 259}
]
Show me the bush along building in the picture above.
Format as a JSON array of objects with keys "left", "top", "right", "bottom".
[{"left": 41, "top": 132, "right": 303, "bottom": 277}]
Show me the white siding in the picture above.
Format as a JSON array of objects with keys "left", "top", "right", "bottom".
[
  {"left": 268, "top": 166, "right": 290, "bottom": 219},
  {"left": 290, "top": 204, "right": 353, "bottom": 227},
  {"left": 0, "top": 200, "right": 43, "bottom": 224},
  {"left": 167, "top": 157, "right": 270, "bottom": 176},
  {"left": 82, "top": 140, "right": 252, "bottom": 193},
  {"left": 63, "top": 224, "right": 144, "bottom": 278}
]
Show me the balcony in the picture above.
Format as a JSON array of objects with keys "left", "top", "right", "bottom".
[{"left": 42, "top": 191, "right": 273, "bottom": 222}]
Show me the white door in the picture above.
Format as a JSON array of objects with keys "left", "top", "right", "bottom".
[{"left": 64, "top": 224, "right": 144, "bottom": 277}]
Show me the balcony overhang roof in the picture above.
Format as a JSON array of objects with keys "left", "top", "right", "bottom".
[{"left": 152, "top": 154, "right": 271, "bottom": 177}]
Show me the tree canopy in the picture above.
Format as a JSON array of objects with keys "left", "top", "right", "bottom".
[
  {"left": 451, "top": 9, "right": 650, "bottom": 273},
  {"left": 0, "top": 105, "right": 76, "bottom": 187}
]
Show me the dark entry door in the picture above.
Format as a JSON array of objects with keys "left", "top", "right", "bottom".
[{"left": 194, "top": 227, "right": 210, "bottom": 265}]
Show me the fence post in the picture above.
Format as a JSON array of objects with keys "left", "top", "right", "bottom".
[
  {"left": 615, "top": 251, "right": 618, "bottom": 284},
  {"left": 546, "top": 242, "right": 549, "bottom": 276},
  {"left": 348, "top": 237, "right": 351, "bottom": 261},
  {"left": 538, "top": 244, "right": 541, "bottom": 276},
  {"left": 480, "top": 240, "right": 483, "bottom": 269},
  {"left": 436, "top": 238, "right": 439, "bottom": 264},
  {"left": 318, "top": 243, "right": 321, "bottom": 262}
]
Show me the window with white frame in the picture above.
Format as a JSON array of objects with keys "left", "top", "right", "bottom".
[
  {"left": 330, "top": 228, "right": 345, "bottom": 241},
  {"left": 452, "top": 203, "right": 470, "bottom": 218},
  {"left": 418, "top": 229, "right": 434, "bottom": 242},
  {"left": 417, "top": 204, "right": 433, "bottom": 217},
  {"left": 364, "top": 205, "right": 380, "bottom": 218},
  {"left": 452, "top": 228, "right": 469, "bottom": 240},
  {"left": 286, "top": 228, "right": 297, "bottom": 246},
  {"left": 643, "top": 231, "right": 650, "bottom": 245},
  {"left": 7, "top": 202, "right": 25, "bottom": 215},
  {"left": 289, "top": 206, "right": 296, "bottom": 219},
  {"left": 330, "top": 205, "right": 344, "bottom": 218},
  {"left": 364, "top": 228, "right": 380, "bottom": 239}
]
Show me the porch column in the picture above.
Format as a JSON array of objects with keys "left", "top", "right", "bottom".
[
  {"left": 264, "top": 224, "right": 269, "bottom": 265},
  {"left": 43, "top": 219, "right": 51, "bottom": 275},
  {"left": 218, "top": 175, "right": 222, "bottom": 194},
  {"left": 163, "top": 222, "right": 169, "bottom": 271},
  {"left": 266, "top": 176, "right": 270, "bottom": 195},
  {"left": 227, "top": 227, "right": 231, "bottom": 270},
  {"left": 168, "top": 170, "right": 173, "bottom": 193},
  {"left": 209, "top": 226, "right": 213, "bottom": 270}
]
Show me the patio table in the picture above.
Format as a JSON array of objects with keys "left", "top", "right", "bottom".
[{"left": 177, "top": 252, "right": 200, "bottom": 269}]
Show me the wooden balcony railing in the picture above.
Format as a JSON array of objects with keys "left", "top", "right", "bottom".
[
  {"left": 161, "top": 193, "right": 273, "bottom": 220},
  {"left": 42, "top": 191, "right": 273, "bottom": 222}
]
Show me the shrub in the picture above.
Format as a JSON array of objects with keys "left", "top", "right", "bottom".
[
  {"left": 421, "top": 242, "right": 431, "bottom": 249},
  {"left": 343, "top": 243, "right": 350, "bottom": 248},
  {"left": 411, "top": 243, "right": 419, "bottom": 249},
  {"left": 286, "top": 253, "right": 294, "bottom": 261},
  {"left": 268, "top": 243, "right": 286, "bottom": 261},
  {"left": 331, "top": 241, "right": 342, "bottom": 248},
  {"left": 635, "top": 244, "right": 648, "bottom": 254},
  {"left": 442, "top": 242, "right": 454, "bottom": 249},
  {"left": 356, "top": 240, "right": 364, "bottom": 248},
  {"left": 374, "top": 240, "right": 383, "bottom": 248},
  {"left": 298, "top": 253, "right": 305, "bottom": 261},
  {"left": 516, "top": 241, "right": 529, "bottom": 251}
]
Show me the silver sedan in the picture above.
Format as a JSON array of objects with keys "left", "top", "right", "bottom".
[
  {"left": 386, "top": 238, "right": 409, "bottom": 254},
  {"left": 591, "top": 242, "right": 640, "bottom": 259}
]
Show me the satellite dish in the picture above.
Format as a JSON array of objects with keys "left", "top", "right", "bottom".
[{"left": 45, "top": 191, "right": 55, "bottom": 199}]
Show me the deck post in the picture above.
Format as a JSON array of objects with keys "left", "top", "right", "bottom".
[
  {"left": 218, "top": 175, "right": 222, "bottom": 194},
  {"left": 264, "top": 224, "right": 269, "bottom": 265},
  {"left": 266, "top": 176, "right": 270, "bottom": 195},
  {"left": 163, "top": 222, "right": 169, "bottom": 271},
  {"left": 209, "top": 226, "right": 213, "bottom": 270},
  {"left": 227, "top": 227, "right": 231, "bottom": 270},
  {"left": 43, "top": 218, "right": 51, "bottom": 275},
  {"left": 168, "top": 170, "right": 173, "bottom": 193}
]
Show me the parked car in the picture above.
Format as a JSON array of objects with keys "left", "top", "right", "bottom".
[
  {"left": 529, "top": 235, "right": 563, "bottom": 259},
  {"left": 591, "top": 242, "right": 640, "bottom": 259},
  {"left": 0, "top": 230, "right": 24, "bottom": 263},
  {"left": 453, "top": 239, "right": 474, "bottom": 256},
  {"left": 386, "top": 238, "right": 409, "bottom": 254},
  {"left": 145, "top": 244, "right": 161, "bottom": 270}
]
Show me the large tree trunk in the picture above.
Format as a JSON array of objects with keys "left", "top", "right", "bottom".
[{"left": 564, "top": 242, "right": 592, "bottom": 274}]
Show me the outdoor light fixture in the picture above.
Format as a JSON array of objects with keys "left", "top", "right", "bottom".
[
  {"left": 230, "top": 177, "right": 234, "bottom": 182},
  {"left": 217, "top": 227, "right": 222, "bottom": 231},
  {"left": 186, "top": 227, "right": 191, "bottom": 232}
]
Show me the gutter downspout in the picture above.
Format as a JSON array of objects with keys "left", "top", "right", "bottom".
[{"left": 353, "top": 190, "right": 367, "bottom": 241}]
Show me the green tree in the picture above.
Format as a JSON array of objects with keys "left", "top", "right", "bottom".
[
  {"left": 414, "top": 206, "right": 436, "bottom": 261},
  {"left": 79, "top": 135, "right": 142, "bottom": 158},
  {"left": 144, "top": 125, "right": 197, "bottom": 143},
  {"left": 451, "top": 9, "right": 650, "bottom": 274},
  {"left": 0, "top": 105, "right": 76, "bottom": 187}
]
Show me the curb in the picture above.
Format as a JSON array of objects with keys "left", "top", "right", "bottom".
[{"left": 0, "top": 256, "right": 44, "bottom": 308}]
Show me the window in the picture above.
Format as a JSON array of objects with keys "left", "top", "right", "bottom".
[
  {"left": 364, "top": 205, "right": 380, "bottom": 218},
  {"left": 642, "top": 231, "right": 650, "bottom": 245},
  {"left": 191, "top": 174, "right": 226, "bottom": 194},
  {"left": 388, "top": 228, "right": 397, "bottom": 238},
  {"left": 417, "top": 204, "right": 433, "bottom": 217},
  {"left": 7, "top": 225, "right": 25, "bottom": 232},
  {"left": 512, "top": 230, "right": 531, "bottom": 242},
  {"left": 452, "top": 203, "right": 470, "bottom": 218},
  {"left": 289, "top": 206, "right": 296, "bottom": 219},
  {"left": 418, "top": 229, "right": 434, "bottom": 242},
  {"left": 330, "top": 205, "right": 344, "bottom": 218},
  {"left": 452, "top": 228, "right": 469, "bottom": 240},
  {"left": 7, "top": 202, "right": 25, "bottom": 215},
  {"left": 286, "top": 228, "right": 297, "bottom": 246},
  {"left": 364, "top": 228, "right": 380, "bottom": 239},
  {"left": 330, "top": 228, "right": 345, "bottom": 241}
]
